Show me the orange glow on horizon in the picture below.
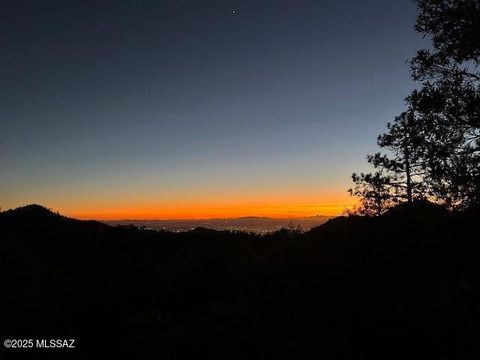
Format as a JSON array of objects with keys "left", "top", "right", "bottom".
[
  {"left": 11, "top": 189, "right": 358, "bottom": 220},
  {"left": 66, "top": 199, "right": 357, "bottom": 220}
]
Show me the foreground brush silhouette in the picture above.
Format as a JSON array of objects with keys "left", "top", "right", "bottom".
[{"left": 1, "top": 203, "right": 479, "bottom": 358}]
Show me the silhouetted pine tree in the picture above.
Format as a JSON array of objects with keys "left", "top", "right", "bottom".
[
  {"left": 370, "top": 95, "right": 427, "bottom": 204},
  {"left": 349, "top": 94, "right": 427, "bottom": 214},
  {"left": 410, "top": 0, "right": 480, "bottom": 209},
  {"left": 350, "top": 0, "right": 480, "bottom": 213}
]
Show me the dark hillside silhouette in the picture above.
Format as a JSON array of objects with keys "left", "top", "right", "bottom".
[{"left": 2, "top": 203, "right": 480, "bottom": 358}]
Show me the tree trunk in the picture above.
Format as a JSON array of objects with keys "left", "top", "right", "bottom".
[
  {"left": 404, "top": 110, "right": 414, "bottom": 204},
  {"left": 405, "top": 155, "right": 412, "bottom": 204}
]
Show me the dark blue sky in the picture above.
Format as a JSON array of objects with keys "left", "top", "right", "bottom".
[{"left": 0, "top": 0, "right": 427, "bottom": 218}]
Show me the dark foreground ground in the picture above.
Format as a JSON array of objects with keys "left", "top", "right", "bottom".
[{"left": 1, "top": 203, "right": 480, "bottom": 359}]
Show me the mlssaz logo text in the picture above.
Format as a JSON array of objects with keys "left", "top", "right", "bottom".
[{"left": 36, "top": 339, "right": 75, "bottom": 349}]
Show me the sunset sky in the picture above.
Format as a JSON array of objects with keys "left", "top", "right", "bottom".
[{"left": 0, "top": 0, "right": 427, "bottom": 219}]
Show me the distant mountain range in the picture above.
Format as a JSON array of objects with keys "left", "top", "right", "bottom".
[{"left": 104, "top": 215, "right": 331, "bottom": 233}]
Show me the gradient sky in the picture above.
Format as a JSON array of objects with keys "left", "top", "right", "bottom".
[{"left": 0, "top": 0, "right": 427, "bottom": 219}]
